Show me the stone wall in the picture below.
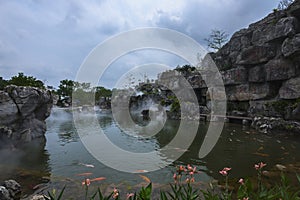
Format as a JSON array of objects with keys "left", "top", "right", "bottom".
[
  {"left": 155, "top": 1, "right": 300, "bottom": 134},
  {"left": 212, "top": 0, "right": 300, "bottom": 120},
  {"left": 0, "top": 85, "right": 53, "bottom": 144}
]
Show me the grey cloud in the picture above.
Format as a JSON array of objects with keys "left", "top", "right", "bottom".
[
  {"left": 0, "top": 0, "right": 281, "bottom": 88},
  {"left": 155, "top": 0, "right": 279, "bottom": 45}
]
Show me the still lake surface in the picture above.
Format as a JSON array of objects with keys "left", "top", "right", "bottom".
[{"left": 1, "top": 107, "right": 300, "bottom": 195}]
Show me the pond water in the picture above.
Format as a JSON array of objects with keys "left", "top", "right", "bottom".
[{"left": 1, "top": 107, "right": 300, "bottom": 196}]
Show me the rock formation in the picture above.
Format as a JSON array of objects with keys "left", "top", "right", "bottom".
[
  {"left": 145, "top": 1, "right": 300, "bottom": 134},
  {"left": 0, "top": 180, "right": 21, "bottom": 200},
  {"left": 212, "top": 0, "right": 300, "bottom": 133},
  {"left": 0, "top": 85, "right": 53, "bottom": 144}
]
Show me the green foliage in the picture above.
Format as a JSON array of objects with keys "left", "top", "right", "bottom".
[
  {"left": 174, "top": 65, "right": 196, "bottom": 73},
  {"left": 57, "top": 80, "right": 112, "bottom": 105},
  {"left": 205, "top": 29, "right": 229, "bottom": 51},
  {"left": 6, "top": 72, "right": 45, "bottom": 89},
  {"left": 170, "top": 98, "right": 180, "bottom": 113},
  {"left": 94, "top": 86, "right": 112, "bottom": 100},
  {"left": 57, "top": 79, "right": 76, "bottom": 98},
  {"left": 236, "top": 171, "right": 300, "bottom": 200},
  {"left": 163, "top": 183, "right": 199, "bottom": 200},
  {"left": 45, "top": 186, "right": 66, "bottom": 200},
  {"left": 137, "top": 183, "right": 152, "bottom": 200},
  {"left": 44, "top": 165, "right": 300, "bottom": 200},
  {"left": 201, "top": 190, "right": 219, "bottom": 200},
  {"left": 0, "top": 77, "right": 8, "bottom": 90},
  {"left": 136, "top": 83, "right": 159, "bottom": 96},
  {"left": 266, "top": 100, "right": 292, "bottom": 116},
  {"left": 90, "top": 188, "right": 113, "bottom": 200}
]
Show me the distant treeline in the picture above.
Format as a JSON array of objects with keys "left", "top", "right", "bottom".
[{"left": 0, "top": 72, "right": 112, "bottom": 103}]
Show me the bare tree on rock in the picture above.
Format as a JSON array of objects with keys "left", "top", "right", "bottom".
[{"left": 205, "top": 29, "right": 229, "bottom": 52}]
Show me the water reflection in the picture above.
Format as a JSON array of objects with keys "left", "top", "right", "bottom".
[
  {"left": 0, "top": 138, "right": 51, "bottom": 194},
  {"left": 48, "top": 108, "right": 300, "bottom": 180},
  {"left": 2, "top": 107, "right": 300, "bottom": 197}
]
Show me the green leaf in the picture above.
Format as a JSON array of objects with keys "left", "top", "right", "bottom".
[
  {"left": 138, "top": 183, "right": 152, "bottom": 200},
  {"left": 56, "top": 186, "right": 66, "bottom": 200},
  {"left": 296, "top": 174, "right": 300, "bottom": 185},
  {"left": 160, "top": 191, "right": 168, "bottom": 200}
]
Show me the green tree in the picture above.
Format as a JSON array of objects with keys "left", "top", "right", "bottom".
[
  {"left": 57, "top": 79, "right": 75, "bottom": 98},
  {"left": 0, "top": 77, "right": 8, "bottom": 90},
  {"left": 94, "top": 86, "right": 112, "bottom": 100},
  {"left": 205, "top": 29, "right": 229, "bottom": 51},
  {"left": 7, "top": 72, "right": 45, "bottom": 89}
]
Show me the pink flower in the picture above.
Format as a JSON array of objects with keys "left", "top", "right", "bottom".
[
  {"left": 82, "top": 178, "right": 91, "bottom": 186},
  {"left": 223, "top": 167, "right": 231, "bottom": 171},
  {"left": 219, "top": 170, "right": 228, "bottom": 176},
  {"left": 254, "top": 162, "right": 267, "bottom": 170},
  {"left": 193, "top": 167, "right": 197, "bottom": 173},
  {"left": 187, "top": 165, "right": 197, "bottom": 174},
  {"left": 243, "top": 197, "right": 249, "bottom": 200},
  {"left": 173, "top": 173, "right": 177, "bottom": 182},
  {"left": 178, "top": 165, "right": 186, "bottom": 172},
  {"left": 219, "top": 167, "right": 231, "bottom": 176},
  {"left": 238, "top": 178, "right": 244, "bottom": 185},
  {"left": 113, "top": 188, "right": 119, "bottom": 199},
  {"left": 126, "top": 193, "right": 134, "bottom": 199}
]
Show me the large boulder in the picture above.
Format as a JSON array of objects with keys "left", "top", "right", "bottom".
[
  {"left": 221, "top": 66, "right": 248, "bottom": 85},
  {"left": 236, "top": 45, "right": 276, "bottom": 65},
  {"left": 248, "top": 66, "right": 266, "bottom": 82},
  {"left": 0, "top": 180, "right": 21, "bottom": 200},
  {"left": 226, "top": 83, "right": 276, "bottom": 101},
  {"left": 252, "top": 16, "right": 298, "bottom": 44},
  {"left": 279, "top": 76, "right": 300, "bottom": 99},
  {"left": 271, "top": 17, "right": 298, "bottom": 41},
  {"left": 3, "top": 180, "right": 21, "bottom": 199},
  {"left": 0, "top": 91, "right": 19, "bottom": 124},
  {"left": 226, "top": 85, "right": 249, "bottom": 101},
  {"left": 0, "top": 186, "right": 11, "bottom": 200},
  {"left": 282, "top": 33, "right": 300, "bottom": 57},
  {"left": 250, "top": 10, "right": 286, "bottom": 45},
  {"left": 291, "top": 104, "right": 300, "bottom": 120},
  {"left": 0, "top": 85, "right": 53, "bottom": 143},
  {"left": 265, "top": 59, "right": 296, "bottom": 81},
  {"left": 287, "top": 0, "right": 300, "bottom": 20},
  {"left": 4, "top": 86, "right": 52, "bottom": 120}
]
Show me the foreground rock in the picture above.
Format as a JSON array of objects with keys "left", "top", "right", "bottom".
[
  {"left": 0, "top": 85, "right": 53, "bottom": 145},
  {"left": 0, "top": 180, "right": 21, "bottom": 200}
]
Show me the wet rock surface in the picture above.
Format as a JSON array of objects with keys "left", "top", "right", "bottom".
[
  {"left": 0, "top": 85, "right": 53, "bottom": 145},
  {"left": 0, "top": 180, "right": 21, "bottom": 200}
]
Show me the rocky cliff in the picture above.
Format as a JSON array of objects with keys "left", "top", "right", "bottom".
[
  {"left": 154, "top": 1, "right": 300, "bottom": 134},
  {"left": 0, "top": 85, "right": 53, "bottom": 145},
  {"left": 211, "top": 0, "right": 300, "bottom": 119},
  {"left": 212, "top": 0, "right": 300, "bottom": 134}
]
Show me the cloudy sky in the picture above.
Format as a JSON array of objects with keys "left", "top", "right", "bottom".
[{"left": 0, "top": 0, "right": 280, "bottom": 88}]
